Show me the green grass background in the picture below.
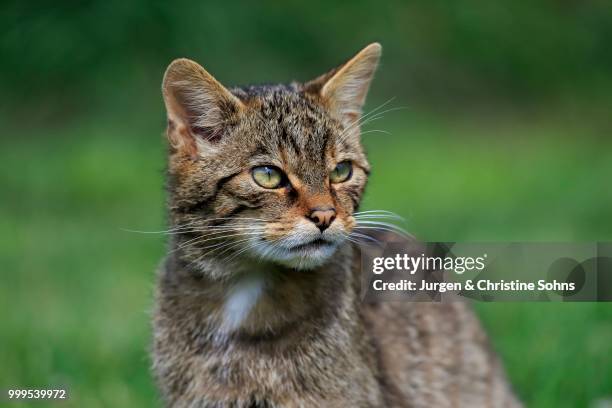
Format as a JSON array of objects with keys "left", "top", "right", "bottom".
[{"left": 2, "top": 1, "right": 612, "bottom": 406}]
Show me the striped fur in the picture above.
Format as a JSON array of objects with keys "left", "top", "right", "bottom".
[{"left": 152, "top": 43, "right": 521, "bottom": 407}]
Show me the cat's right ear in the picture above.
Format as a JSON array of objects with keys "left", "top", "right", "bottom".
[
  {"left": 303, "top": 43, "right": 381, "bottom": 127},
  {"left": 162, "top": 58, "right": 244, "bottom": 157}
]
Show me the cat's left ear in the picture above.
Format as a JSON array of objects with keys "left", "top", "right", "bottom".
[{"left": 304, "top": 43, "right": 381, "bottom": 126}]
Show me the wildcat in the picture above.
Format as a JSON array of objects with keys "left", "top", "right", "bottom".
[{"left": 152, "top": 43, "right": 521, "bottom": 407}]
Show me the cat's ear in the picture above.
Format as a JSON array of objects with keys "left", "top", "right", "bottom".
[
  {"left": 304, "top": 43, "right": 381, "bottom": 126},
  {"left": 162, "top": 58, "right": 244, "bottom": 157}
]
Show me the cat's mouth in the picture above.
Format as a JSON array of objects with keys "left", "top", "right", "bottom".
[
  {"left": 281, "top": 237, "right": 340, "bottom": 268},
  {"left": 252, "top": 236, "right": 340, "bottom": 270},
  {"left": 247, "top": 227, "right": 345, "bottom": 269},
  {"left": 288, "top": 238, "right": 335, "bottom": 253}
]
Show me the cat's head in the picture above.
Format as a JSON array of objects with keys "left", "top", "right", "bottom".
[{"left": 162, "top": 43, "right": 381, "bottom": 271}]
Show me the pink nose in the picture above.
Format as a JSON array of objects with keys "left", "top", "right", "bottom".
[{"left": 308, "top": 207, "right": 336, "bottom": 232}]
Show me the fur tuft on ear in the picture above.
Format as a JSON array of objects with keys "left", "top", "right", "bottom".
[
  {"left": 162, "top": 58, "right": 243, "bottom": 157},
  {"left": 304, "top": 43, "right": 381, "bottom": 126}
]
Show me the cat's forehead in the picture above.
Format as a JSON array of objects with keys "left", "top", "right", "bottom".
[
  {"left": 234, "top": 84, "right": 330, "bottom": 125},
  {"left": 236, "top": 86, "right": 341, "bottom": 154}
]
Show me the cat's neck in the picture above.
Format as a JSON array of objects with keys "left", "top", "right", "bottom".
[{"left": 158, "top": 242, "right": 359, "bottom": 345}]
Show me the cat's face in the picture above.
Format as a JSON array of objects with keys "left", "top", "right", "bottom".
[{"left": 163, "top": 44, "right": 381, "bottom": 270}]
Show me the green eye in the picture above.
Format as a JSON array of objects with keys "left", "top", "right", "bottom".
[
  {"left": 252, "top": 166, "right": 284, "bottom": 189},
  {"left": 330, "top": 161, "right": 353, "bottom": 183}
]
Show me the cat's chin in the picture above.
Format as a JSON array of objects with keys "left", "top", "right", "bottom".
[{"left": 251, "top": 238, "right": 340, "bottom": 270}]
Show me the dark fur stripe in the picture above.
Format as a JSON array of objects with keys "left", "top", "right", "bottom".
[{"left": 175, "top": 171, "right": 242, "bottom": 214}]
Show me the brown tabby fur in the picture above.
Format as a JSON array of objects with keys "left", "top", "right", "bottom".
[{"left": 152, "top": 43, "right": 522, "bottom": 407}]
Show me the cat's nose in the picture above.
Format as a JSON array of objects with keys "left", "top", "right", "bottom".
[{"left": 307, "top": 207, "right": 336, "bottom": 232}]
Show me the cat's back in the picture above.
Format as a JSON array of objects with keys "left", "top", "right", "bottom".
[
  {"left": 354, "top": 233, "right": 521, "bottom": 407},
  {"left": 361, "top": 300, "right": 521, "bottom": 407}
]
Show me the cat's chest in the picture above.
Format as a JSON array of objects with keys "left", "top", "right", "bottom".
[{"left": 192, "top": 338, "right": 382, "bottom": 407}]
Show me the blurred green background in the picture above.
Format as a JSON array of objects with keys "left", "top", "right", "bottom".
[{"left": 1, "top": 1, "right": 611, "bottom": 407}]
